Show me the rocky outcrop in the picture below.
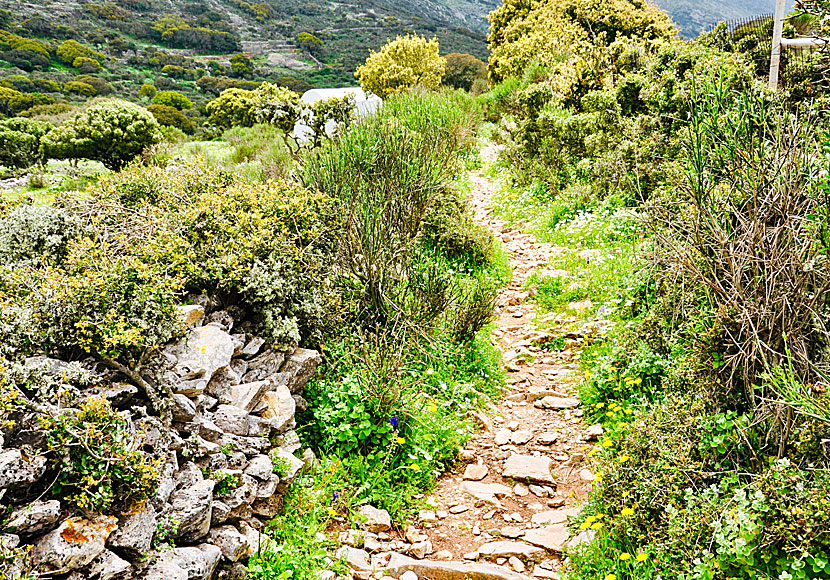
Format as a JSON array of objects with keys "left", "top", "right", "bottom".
[{"left": 0, "top": 307, "right": 321, "bottom": 580}]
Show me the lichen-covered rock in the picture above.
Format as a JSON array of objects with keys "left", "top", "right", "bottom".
[
  {"left": 175, "top": 326, "right": 235, "bottom": 384},
  {"left": 213, "top": 405, "right": 250, "bottom": 436},
  {"left": 172, "top": 394, "right": 198, "bottom": 422},
  {"left": 88, "top": 549, "right": 131, "bottom": 580},
  {"left": 168, "top": 480, "right": 215, "bottom": 542},
  {"left": 5, "top": 500, "right": 61, "bottom": 535},
  {"left": 228, "top": 380, "right": 270, "bottom": 412},
  {"left": 207, "top": 525, "right": 249, "bottom": 562},
  {"left": 106, "top": 506, "right": 157, "bottom": 560},
  {"left": 0, "top": 449, "right": 47, "bottom": 489},
  {"left": 244, "top": 455, "right": 273, "bottom": 481},
  {"left": 32, "top": 516, "right": 118, "bottom": 572}
]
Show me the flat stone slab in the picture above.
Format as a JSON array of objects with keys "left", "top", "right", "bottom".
[
  {"left": 523, "top": 525, "right": 569, "bottom": 553},
  {"left": 478, "top": 541, "right": 545, "bottom": 562},
  {"left": 386, "top": 552, "right": 535, "bottom": 580},
  {"left": 534, "top": 396, "right": 580, "bottom": 410},
  {"left": 463, "top": 464, "right": 489, "bottom": 481},
  {"left": 502, "top": 455, "right": 555, "bottom": 484},
  {"left": 530, "top": 507, "right": 581, "bottom": 526},
  {"left": 460, "top": 481, "right": 512, "bottom": 503}
]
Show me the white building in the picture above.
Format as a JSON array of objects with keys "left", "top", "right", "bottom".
[{"left": 293, "top": 87, "right": 382, "bottom": 141}]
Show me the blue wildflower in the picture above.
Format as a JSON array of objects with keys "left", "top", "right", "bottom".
[{"left": 389, "top": 415, "right": 399, "bottom": 428}]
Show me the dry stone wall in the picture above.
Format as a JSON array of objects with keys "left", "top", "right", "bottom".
[{"left": 0, "top": 304, "right": 321, "bottom": 580}]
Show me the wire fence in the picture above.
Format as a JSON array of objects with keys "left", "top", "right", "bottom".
[{"left": 710, "top": 15, "right": 826, "bottom": 92}]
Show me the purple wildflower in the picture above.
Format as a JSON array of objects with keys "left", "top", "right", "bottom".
[{"left": 389, "top": 415, "right": 399, "bottom": 428}]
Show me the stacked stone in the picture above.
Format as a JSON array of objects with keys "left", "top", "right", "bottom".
[{"left": 0, "top": 304, "right": 321, "bottom": 580}]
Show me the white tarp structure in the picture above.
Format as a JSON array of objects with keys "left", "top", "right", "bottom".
[{"left": 293, "top": 87, "right": 382, "bottom": 141}]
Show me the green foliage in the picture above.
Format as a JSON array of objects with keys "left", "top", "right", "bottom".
[
  {"left": 442, "top": 52, "right": 487, "bottom": 92},
  {"left": 297, "top": 32, "right": 323, "bottom": 55},
  {"left": 251, "top": 83, "right": 303, "bottom": 134},
  {"left": 0, "top": 203, "right": 82, "bottom": 267},
  {"left": 73, "top": 56, "right": 103, "bottom": 73},
  {"left": 56, "top": 39, "right": 105, "bottom": 66},
  {"left": 152, "top": 90, "right": 193, "bottom": 110},
  {"left": 0, "top": 87, "right": 54, "bottom": 116},
  {"left": 206, "top": 88, "right": 256, "bottom": 128},
  {"left": 44, "top": 396, "right": 161, "bottom": 512},
  {"left": 0, "top": 118, "right": 52, "bottom": 169},
  {"left": 64, "top": 81, "right": 96, "bottom": 97},
  {"left": 147, "top": 103, "right": 195, "bottom": 134},
  {"left": 355, "top": 34, "right": 446, "bottom": 98},
  {"left": 41, "top": 99, "right": 162, "bottom": 170},
  {"left": 230, "top": 53, "right": 254, "bottom": 78},
  {"left": 139, "top": 83, "right": 157, "bottom": 99}
]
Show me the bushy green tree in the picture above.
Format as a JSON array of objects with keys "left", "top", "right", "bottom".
[
  {"left": 73, "top": 56, "right": 102, "bottom": 73},
  {"left": 0, "top": 87, "right": 54, "bottom": 116},
  {"left": 251, "top": 83, "right": 303, "bottom": 134},
  {"left": 297, "top": 32, "right": 323, "bottom": 55},
  {"left": 147, "top": 103, "right": 195, "bottom": 134},
  {"left": 205, "top": 88, "right": 256, "bottom": 128},
  {"left": 41, "top": 100, "right": 162, "bottom": 170},
  {"left": 56, "top": 39, "right": 105, "bottom": 66},
  {"left": 230, "top": 53, "right": 254, "bottom": 78},
  {"left": 64, "top": 80, "right": 96, "bottom": 97},
  {"left": 355, "top": 34, "right": 446, "bottom": 98},
  {"left": 139, "top": 83, "right": 157, "bottom": 99},
  {"left": 152, "top": 90, "right": 193, "bottom": 110},
  {"left": 442, "top": 53, "right": 487, "bottom": 91},
  {"left": 0, "top": 118, "right": 52, "bottom": 168}
]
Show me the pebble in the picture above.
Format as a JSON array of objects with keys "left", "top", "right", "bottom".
[
  {"left": 509, "top": 556, "right": 526, "bottom": 573},
  {"left": 513, "top": 483, "right": 529, "bottom": 497},
  {"left": 579, "top": 469, "right": 595, "bottom": 482},
  {"left": 464, "top": 551, "right": 480, "bottom": 560},
  {"left": 463, "top": 464, "right": 489, "bottom": 481},
  {"left": 449, "top": 505, "right": 470, "bottom": 514}
]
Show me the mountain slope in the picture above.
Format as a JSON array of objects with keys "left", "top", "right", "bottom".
[{"left": 653, "top": 0, "right": 785, "bottom": 38}]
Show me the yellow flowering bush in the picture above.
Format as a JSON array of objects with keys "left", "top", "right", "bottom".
[{"left": 355, "top": 34, "right": 446, "bottom": 98}]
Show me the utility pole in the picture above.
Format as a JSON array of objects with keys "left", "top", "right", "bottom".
[{"left": 769, "top": 0, "right": 787, "bottom": 89}]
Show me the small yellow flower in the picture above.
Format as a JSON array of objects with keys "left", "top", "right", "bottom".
[
  {"left": 586, "top": 515, "right": 597, "bottom": 523},
  {"left": 619, "top": 553, "right": 631, "bottom": 561},
  {"left": 619, "top": 454, "right": 630, "bottom": 463},
  {"left": 596, "top": 402, "right": 605, "bottom": 408},
  {"left": 591, "top": 522, "right": 604, "bottom": 530},
  {"left": 603, "top": 439, "right": 613, "bottom": 448},
  {"left": 580, "top": 521, "right": 591, "bottom": 530},
  {"left": 606, "top": 411, "right": 615, "bottom": 417},
  {"left": 636, "top": 553, "right": 648, "bottom": 562},
  {"left": 411, "top": 464, "right": 420, "bottom": 471},
  {"left": 621, "top": 507, "right": 634, "bottom": 517},
  {"left": 605, "top": 574, "right": 616, "bottom": 580},
  {"left": 584, "top": 371, "right": 591, "bottom": 378},
  {"left": 635, "top": 377, "right": 642, "bottom": 385},
  {"left": 429, "top": 403, "right": 438, "bottom": 413},
  {"left": 396, "top": 437, "right": 406, "bottom": 445},
  {"left": 326, "top": 508, "right": 337, "bottom": 517}
]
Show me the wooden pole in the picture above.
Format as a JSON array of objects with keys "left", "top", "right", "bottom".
[{"left": 769, "top": 0, "right": 787, "bottom": 90}]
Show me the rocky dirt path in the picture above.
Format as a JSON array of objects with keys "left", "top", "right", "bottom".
[
  {"left": 338, "top": 145, "right": 600, "bottom": 580},
  {"left": 387, "top": 146, "right": 600, "bottom": 577}
]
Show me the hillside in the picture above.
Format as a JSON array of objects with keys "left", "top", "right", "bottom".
[
  {"left": 654, "top": 0, "right": 785, "bottom": 37},
  {"left": 0, "top": 0, "right": 491, "bottom": 93}
]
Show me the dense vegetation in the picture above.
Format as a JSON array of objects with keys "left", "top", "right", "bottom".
[{"left": 483, "top": 0, "right": 830, "bottom": 578}]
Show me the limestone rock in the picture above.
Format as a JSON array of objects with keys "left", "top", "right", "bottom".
[
  {"left": 32, "top": 516, "right": 117, "bottom": 572},
  {"left": 358, "top": 505, "right": 391, "bottom": 533},
  {"left": 169, "top": 480, "right": 215, "bottom": 542},
  {"left": 579, "top": 469, "right": 595, "bottom": 482},
  {"left": 494, "top": 429, "right": 512, "bottom": 446},
  {"left": 477, "top": 541, "right": 545, "bottom": 563},
  {"left": 207, "top": 525, "right": 249, "bottom": 562},
  {"left": 282, "top": 348, "right": 322, "bottom": 392},
  {"left": 534, "top": 397, "right": 580, "bottom": 410},
  {"left": 523, "top": 525, "right": 570, "bottom": 553},
  {"left": 410, "top": 540, "right": 433, "bottom": 559},
  {"left": 536, "top": 433, "right": 559, "bottom": 446},
  {"left": 502, "top": 455, "right": 555, "bottom": 484},
  {"left": 585, "top": 424, "right": 603, "bottom": 439},
  {"left": 176, "top": 305, "right": 205, "bottom": 326},
  {"left": 385, "top": 553, "right": 534, "bottom": 580},
  {"left": 5, "top": 500, "right": 61, "bottom": 535},
  {"left": 171, "top": 394, "right": 197, "bottom": 423},
  {"left": 0, "top": 449, "right": 47, "bottom": 488},
  {"left": 261, "top": 386, "right": 295, "bottom": 431},
  {"left": 565, "top": 529, "right": 595, "bottom": 550},
  {"left": 213, "top": 404, "right": 250, "bottom": 436},
  {"left": 337, "top": 547, "right": 371, "bottom": 571},
  {"left": 511, "top": 430, "right": 533, "bottom": 445},
  {"left": 107, "top": 506, "right": 157, "bottom": 559},
  {"left": 460, "top": 481, "right": 512, "bottom": 503},
  {"left": 244, "top": 454, "right": 273, "bottom": 481},
  {"left": 228, "top": 380, "right": 271, "bottom": 412},
  {"left": 463, "top": 464, "right": 489, "bottom": 481},
  {"left": 271, "top": 448, "right": 304, "bottom": 484},
  {"left": 175, "top": 326, "right": 235, "bottom": 384},
  {"left": 509, "top": 556, "right": 525, "bottom": 573},
  {"left": 88, "top": 550, "right": 131, "bottom": 580}
]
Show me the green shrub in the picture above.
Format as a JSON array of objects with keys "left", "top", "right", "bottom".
[
  {"left": 64, "top": 80, "right": 96, "bottom": 97},
  {"left": 56, "top": 39, "right": 105, "bottom": 66},
  {"left": 442, "top": 52, "right": 487, "bottom": 92},
  {"left": 139, "top": 83, "right": 157, "bottom": 99},
  {"left": 73, "top": 74, "right": 115, "bottom": 95},
  {"left": 147, "top": 103, "right": 195, "bottom": 134},
  {"left": 0, "top": 118, "right": 52, "bottom": 168},
  {"left": 73, "top": 56, "right": 102, "bottom": 73},
  {"left": 206, "top": 87, "right": 256, "bottom": 128},
  {"left": 0, "top": 204, "right": 82, "bottom": 267},
  {"left": 41, "top": 99, "right": 162, "bottom": 170},
  {"left": 152, "top": 90, "right": 193, "bottom": 110},
  {"left": 44, "top": 396, "right": 161, "bottom": 512},
  {"left": 0, "top": 87, "right": 54, "bottom": 116}
]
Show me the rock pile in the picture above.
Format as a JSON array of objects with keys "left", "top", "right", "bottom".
[{"left": 1, "top": 304, "right": 320, "bottom": 580}]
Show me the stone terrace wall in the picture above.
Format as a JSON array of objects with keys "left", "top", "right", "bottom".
[{"left": 0, "top": 304, "right": 321, "bottom": 580}]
